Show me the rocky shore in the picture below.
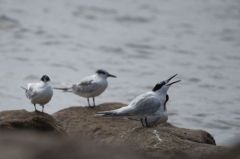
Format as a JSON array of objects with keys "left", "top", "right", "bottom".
[{"left": 0, "top": 103, "right": 234, "bottom": 159}]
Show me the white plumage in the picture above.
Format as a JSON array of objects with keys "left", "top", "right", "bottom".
[
  {"left": 22, "top": 75, "right": 53, "bottom": 112},
  {"left": 54, "top": 69, "right": 116, "bottom": 108},
  {"left": 72, "top": 74, "right": 108, "bottom": 98}
]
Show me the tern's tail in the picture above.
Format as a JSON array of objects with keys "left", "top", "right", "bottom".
[
  {"left": 53, "top": 87, "right": 73, "bottom": 92},
  {"left": 95, "top": 110, "right": 118, "bottom": 117},
  {"left": 20, "top": 86, "right": 27, "bottom": 92}
]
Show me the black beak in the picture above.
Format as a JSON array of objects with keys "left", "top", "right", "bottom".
[
  {"left": 166, "top": 80, "right": 181, "bottom": 86},
  {"left": 108, "top": 73, "right": 117, "bottom": 78},
  {"left": 166, "top": 74, "right": 178, "bottom": 83}
]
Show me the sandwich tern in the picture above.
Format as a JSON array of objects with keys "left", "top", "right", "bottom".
[
  {"left": 21, "top": 75, "right": 53, "bottom": 112},
  {"left": 96, "top": 74, "right": 180, "bottom": 127},
  {"left": 54, "top": 69, "right": 116, "bottom": 108}
]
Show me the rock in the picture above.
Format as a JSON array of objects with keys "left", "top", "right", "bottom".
[
  {"left": 0, "top": 110, "right": 64, "bottom": 134},
  {"left": 53, "top": 103, "right": 226, "bottom": 159},
  {"left": 0, "top": 131, "right": 156, "bottom": 159},
  {"left": 0, "top": 131, "right": 237, "bottom": 159}
]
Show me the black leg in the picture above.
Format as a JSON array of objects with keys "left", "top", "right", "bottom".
[
  {"left": 140, "top": 118, "right": 145, "bottom": 127},
  {"left": 34, "top": 104, "right": 37, "bottom": 112},
  {"left": 89, "top": 98, "right": 95, "bottom": 108},
  {"left": 93, "top": 97, "right": 95, "bottom": 107},
  {"left": 42, "top": 105, "right": 44, "bottom": 112},
  {"left": 145, "top": 117, "right": 149, "bottom": 127},
  {"left": 87, "top": 98, "right": 90, "bottom": 107}
]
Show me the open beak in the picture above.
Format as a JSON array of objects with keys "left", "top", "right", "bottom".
[
  {"left": 108, "top": 73, "right": 117, "bottom": 78},
  {"left": 166, "top": 74, "right": 178, "bottom": 83},
  {"left": 165, "top": 74, "right": 180, "bottom": 86},
  {"left": 167, "top": 80, "right": 181, "bottom": 86}
]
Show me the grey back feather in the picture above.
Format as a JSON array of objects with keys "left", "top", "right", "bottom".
[{"left": 127, "top": 97, "right": 161, "bottom": 116}]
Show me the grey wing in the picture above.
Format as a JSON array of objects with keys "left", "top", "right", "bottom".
[
  {"left": 73, "top": 78, "right": 99, "bottom": 93},
  {"left": 128, "top": 97, "right": 161, "bottom": 116},
  {"left": 25, "top": 87, "right": 37, "bottom": 99}
]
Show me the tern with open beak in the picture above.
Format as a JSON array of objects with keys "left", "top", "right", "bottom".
[{"left": 96, "top": 74, "right": 180, "bottom": 127}]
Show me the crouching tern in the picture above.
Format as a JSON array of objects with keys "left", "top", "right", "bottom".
[
  {"left": 21, "top": 75, "right": 53, "bottom": 112},
  {"left": 54, "top": 69, "right": 116, "bottom": 108},
  {"left": 96, "top": 74, "right": 180, "bottom": 127}
]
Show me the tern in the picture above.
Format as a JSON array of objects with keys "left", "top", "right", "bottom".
[
  {"left": 96, "top": 74, "right": 180, "bottom": 127},
  {"left": 54, "top": 69, "right": 116, "bottom": 108},
  {"left": 21, "top": 75, "right": 53, "bottom": 112}
]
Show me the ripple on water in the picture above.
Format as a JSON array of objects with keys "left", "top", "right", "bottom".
[
  {"left": 225, "top": 55, "right": 240, "bottom": 61},
  {"left": 0, "top": 15, "right": 19, "bottom": 30},
  {"left": 23, "top": 75, "right": 39, "bottom": 81},
  {"left": 42, "top": 40, "right": 62, "bottom": 46},
  {"left": 236, "top": 86, "right": 240, "bottom": 90},
  {"left": 232, "top": 111, "right": 240, "bottom": 115},
  {"left": 220, "top": 28, "right": 238, "bottom": 42},
  {"left": 183, "top": 117, "right": 202, "bottom": 124},
  {"left": 125, "top": 43, "right": 154, "bottom": 59},
  {"left": 0, "top": 92, "right": 21, "bottom": 100},
  {"left": 197, "top": 65, "right": 223, "bottom": 70},
  {"left": 174, "top": 49, "right": 196, "bottom": 55},
  {"left": 99, "top": 46, "right": 125, "bottom": 54},
  {"left": 198, "top": 83, "right": 216, "bottom": 89},
  {"left": 209, "top": 72, "right": 224, "bottom": 80},
  {"left": 13, "top": 28, "right": 30, "bottom": 40},
  {"left": 13, "top": 57, "right": 29, "bottom": 62},
  {"left": 73, "top": 5, "right": 117, "bottom": 16},
  {"left": 139, "top": 4, "right": 159, "bottom": 14},
  {"left": 115, "top": 15, "right": 152, "bottom": 24},
  {"left": 72, "top": 5, "right": 117, "bottom": 20},
  {"left": 126, "top": 42, "right": 154, "bottom": 50},
  {"left": 187, "top": 77, "right": 201, "bottom": 83},
  {"left": 214, "top": 119, "right": 240, "bottom": 128},
  {"left": 234, "top": 117, "right": 240, "bottom": 120},
  {"left": 50, "top": 63, "right": 79, "bottom": 72},
  {"left": 208, "top": 56, "right": 222, "bottom": 62},
  {"left": 194, "top": 113, "right": 211, "bottom": 117},
  {"left": 34, "top": 29, "right": 46, "bottom": 35},
  {"left": 171, "top": 58, "right": 193, "bottom": 67},
  {"left": 204, "top": 122, "right": 232, "bottom": 130}
]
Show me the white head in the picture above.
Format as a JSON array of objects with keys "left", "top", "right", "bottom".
[
  {"left": 152, "top": 74, "right": 180, "bottom": 95},
  {"left": 40, "top": 75, "right": 51, "bottom": 83},
  {"left": 96, "top": 69, "right": 117, "bottom": 79}
]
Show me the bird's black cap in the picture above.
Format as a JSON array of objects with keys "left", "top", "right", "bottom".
[
  {"left": 96, "top": 69, "right": 108, "bottom": 75},
  {"left": 41, "top": 75, "right": 50, "bottom": 82},
  {"left": 152, "top": 81, "right": 166, "bottom": 91}
]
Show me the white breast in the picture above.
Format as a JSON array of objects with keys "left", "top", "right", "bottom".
[{"left": 30, "top": 83, "right": 53, "bottom": 105}]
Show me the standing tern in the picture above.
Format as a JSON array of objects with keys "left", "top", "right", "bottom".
[
  {"left": 96, "top": 74, "right": 180, "bottom": 127},
  {"left": 21, "top": 75, "right": 53, "bottom": 112},
  {"left": 54, "top": 69, "right": 116, "bottom": 108}
]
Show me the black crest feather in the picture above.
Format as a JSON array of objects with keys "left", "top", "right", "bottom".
[
  {"left": 96, "top": 69, "right": 107, "bottom": 75},
  {"left": 41, "top": 75, "right": 50, "bottom": 82},
  {"left": 152, "top": 81, "right": 166, "bottom": 91}
]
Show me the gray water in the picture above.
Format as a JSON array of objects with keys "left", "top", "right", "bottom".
[{"left": 1, "top": 0, "right": 240, "bottom": 146}]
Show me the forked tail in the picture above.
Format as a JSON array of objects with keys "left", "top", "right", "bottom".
[
  {"left": 20, "top": 86, "right": 27, "bottom": 92},
  {"left": 95, "top": 110, "right": 118, "bottom": 117},
  {"left": 53, "top": 87, "right": 73, "bottom": 92}
]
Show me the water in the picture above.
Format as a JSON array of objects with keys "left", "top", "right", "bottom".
[{"left": 0, "top": 0, "right": 240, "bottom": 146}]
